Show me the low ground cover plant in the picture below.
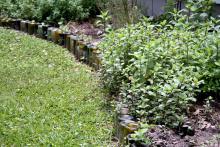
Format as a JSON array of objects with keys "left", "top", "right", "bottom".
[
  {"left": 0, "top": 28, "right": 112, "bottom": 146},
  {"left": 100, "top": 11, "right": 220, "bottom": 127}
]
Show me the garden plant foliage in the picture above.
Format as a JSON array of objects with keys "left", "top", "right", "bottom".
[
  {"left": 100, "top": 11, "right": 220, "bottom": 127},
  {"left": 0, "top": 0, "right": 98, "bottom": 23}
]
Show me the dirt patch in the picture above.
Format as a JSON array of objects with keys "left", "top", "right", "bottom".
[
  {"left": 68, "top": 22, "right": 103, "bottom": 38},
  {"left": 147, "top": 105, "right": 220, "bottom": 147},
  {"left": 67, "top": 21, "right": 103, "bottom": 46}
]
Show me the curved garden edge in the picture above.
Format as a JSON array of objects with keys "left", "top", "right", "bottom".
[
  {"left": 0, "top": 17, "right": 144, "bottom": 146},
  {"left": 0, "top": 27, "right": 114, "bottom": 146},
  {"left": 0, "top": 18, "right": 101, "bottom": 70}
]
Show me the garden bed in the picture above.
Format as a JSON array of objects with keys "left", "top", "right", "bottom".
[
  {"left": 1, "top": 1, "right": 220, "bottom": 145},
  {"left": 99, "top": 9, "right": 220, "bottom": 146}
]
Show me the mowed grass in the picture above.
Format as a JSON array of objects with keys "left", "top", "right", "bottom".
[{"left": 0, "top": 28, "right": 112, "bottom": 146}]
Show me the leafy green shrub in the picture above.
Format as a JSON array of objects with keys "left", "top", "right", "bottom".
[
  {"left": 19, "top": 0, "right": 38, "bottom": 20},
  {"left": 160, "top": 0, "right": 214, "bottom": 28},
  {"left": 0, "top": 0, "right": 19, "bottom": 17},
  {"left": 100, "top": 14, "right": 220, "bottom": 127},
  {"left": 0, "top": 0, "right": 37, "bottom": 20},
  {"left": 35, "top": 0, "right": 54, "bottom": 22},
  {"left": 1, "top": 0, "right": 98, "bottom": 23},
  {"left": 185, "top": 0, "right": 213, "bottom": 14}
]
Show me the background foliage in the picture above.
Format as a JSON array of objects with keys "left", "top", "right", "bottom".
[
  {"left": 0, "top": 0, "right": 98, "bottom": 24},
  {"left": 96, "top": 0, "right": 142, "bottom": 28}
]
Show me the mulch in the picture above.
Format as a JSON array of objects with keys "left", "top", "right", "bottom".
[{"left": 147, "top": 104, "right": 220, "bottom": 147}]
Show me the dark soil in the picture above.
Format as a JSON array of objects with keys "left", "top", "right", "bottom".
[
  {"left": 147, "top": 104, "right": 220, "bottom": 147},
  {"left": 68, "top": 21, "right": 103, "bottom": 46}
]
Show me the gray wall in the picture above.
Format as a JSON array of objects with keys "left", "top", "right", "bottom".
[
  {"left": 137, "top": 0, "right": 219, "bottom": 17},
  {"left": 137, "top": 0, "right": 166, "bottom": 16},
  {"left": 212, "top": 4, "right": 220, "bottom": 17}
]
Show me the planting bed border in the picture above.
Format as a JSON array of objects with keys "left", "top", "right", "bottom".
[
  {"left": 0, "top": 17, "right": 144, "bottom": 147},
  {"left": 0, "top": 18, "right": 101, "bottom": 70}
]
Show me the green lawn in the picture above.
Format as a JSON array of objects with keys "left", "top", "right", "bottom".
[{"left": 0, "top": 28, "right": 112, "bottom": 146}]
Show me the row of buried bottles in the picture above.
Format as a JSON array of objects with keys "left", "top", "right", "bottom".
[{"left": 0, "top": 18, "right": 101, "bottom": 70}]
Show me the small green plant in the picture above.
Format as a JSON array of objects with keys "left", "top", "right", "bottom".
[
  {"left": 203, "top": 96, "right": 214, "bottom": 115},
  {"left": 96, "top": 11, "right": 112, "bottom": 33},
  {"left": 58, "top": 22, "right": 69, "bottom": 33},
  {"left": 78, "top": 34, "right": 93, "bottom": 43},
  {"left": 130, "top": 123, "right": 152, "bottom": 145}
]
